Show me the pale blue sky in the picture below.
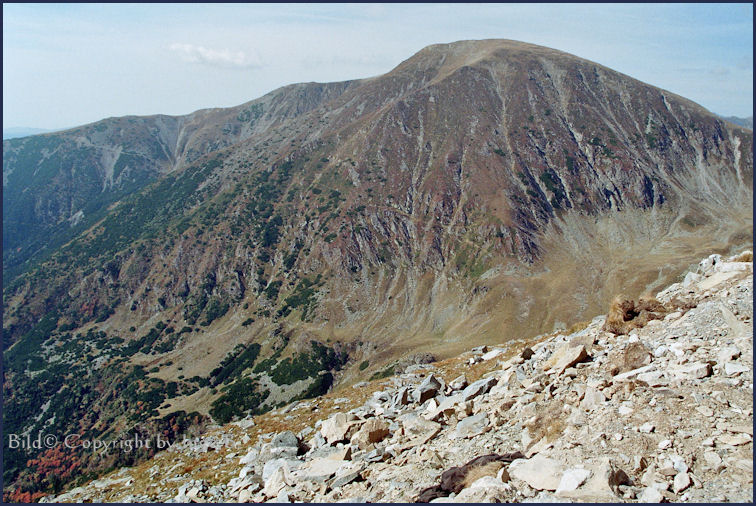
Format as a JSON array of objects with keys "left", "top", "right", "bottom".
[{"left": 3, "top": 3, "right": 753, "bottom": 129}]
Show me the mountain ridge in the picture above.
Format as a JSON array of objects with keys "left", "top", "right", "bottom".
[{"left": 2, "top": 39, "right": 752, "bottom": 499}]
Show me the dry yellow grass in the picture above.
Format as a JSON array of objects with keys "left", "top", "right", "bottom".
[
  {"left": 525, "top": 402, "right": 567, "bottom": 444},
  {"left": 603, "top": 294, "right": 673, "bottom": 335},
  {"left": 461, "top": 461, "right": 505, "bottom": 488},
  {"left": 732, "top": 250, "right": 753, "bottom": 262}
]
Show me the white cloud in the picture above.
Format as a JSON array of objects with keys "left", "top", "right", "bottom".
[{"left": 169, "top": 43, "right": 261, "bottom": 68}]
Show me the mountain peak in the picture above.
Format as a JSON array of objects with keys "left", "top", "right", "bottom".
[{"left": 388, "top": 38, "right": 568, "bottom": 80}]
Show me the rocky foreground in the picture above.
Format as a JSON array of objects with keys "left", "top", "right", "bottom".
[{"left": 42, "top": 251, "right": 753, "bottom": 503}]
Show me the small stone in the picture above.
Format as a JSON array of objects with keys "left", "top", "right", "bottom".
[
  {"left": 703, "top": 451, "right": 722, "bottom": 468},
  {"left": 673, "top": 361, "right": 712, "bottom": 380},
  {"left": 639, "top": 422, "right": 655, "bottom": 433},
  {"left": 639, "top": 487, "right": 664, "bottom": 503},
  {"left": 657, "top": 439, "right": 673, "bottom": 450},
  {"left": 424, "top": 393, "right": 463, "bottom": 421},
  {"left": 696, "top": 405, "right": 714, "bottom": 417},
  {"left": 425, "top": 398, "right": 438, "bottom": 412},
  {"left": 580, "top": 387, "right": 606, "bottom": 411},
  {"left": 614, "top": 433, "right": 623, "bottom": 441},
  {"left": 262, "top": 459, "right": 298, "bottom": 482},
  {"left": 658, "top": 466, "right": 677, "bottom": 477},
  {"left": 718, "top": 346, "right": 741, "bottom": 363},
  {"left": 398, "top": 413, "right": 441, "bottom": 439},
  {"left": 326, "top": 446, "right": 352, "bottom": 461},
  {"left": 682, "top": 271, "right": 702, "bottom": 287},
  {"left": 673, "top": 472, "right": 691, "bottom": 493},
  {"left": 331, "top": 470, "right": 362, "bottom": 488},
  {"left": 271, "top": 431, "right": 299, "bottom": 449},
  {"left": 448, "top": 374, "right": 468, "bottom": 391},
  {"left": 263, "top": 466, "right": 291, "bottom": 498},
  {"left": 717, "top": 433, "right": 752, "bottom": 446},
  {"left": 555, "top": 468, "right": 592, "bottom": 495},
  {"left": 563, "top": 367, "right": 578, "bottom": 378},
  {"left": 481, "top": 348, "right": 504, "bottom": 361},
  {"left": 613, "top": 364, "right": 656, "bottom": 381},
  {"left": 300, "top": 457, "right": 343, "bottom": 482},
  {"left": 239, "top": 449, "right": 259, "bottom": 466},
  {"left": 461, "top": 376, "right": 497, "bottom": 402},
  {"left": 637, "top": 370, "right": 667, "bottom": 387},
  {"left": 718, "top": 422, "right": 753, "bottom": 435},
  {"left": 724, "top": 362, "right": 749, "bottom": 376},
  {"left": 618, "top": 405, "right": 633, "bottom": 416},
  {"left": 453, "top": 413, "right": 489, "bottom": 439},
  {"left": 669, "top": 455, "right": 688, "bottom": 473}
]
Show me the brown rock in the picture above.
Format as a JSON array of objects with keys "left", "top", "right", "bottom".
[
  {"left": 350, "top": 418, "right": 390, "bottom": 450},
  {"left": 608, "top": 342, "right": 652, "bottom": 376},
  {"left": 542, "top": 344, "right": 589, "bottom": 374}
]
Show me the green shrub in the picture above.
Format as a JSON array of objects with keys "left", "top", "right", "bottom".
[
  {"left": 209, "top": 343, "right": 261, "bottom": 385},
  {"left": 209, "top": 377, "right": 269, "bottom": 423}
]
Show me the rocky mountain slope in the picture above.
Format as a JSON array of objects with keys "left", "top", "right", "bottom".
[
  {"left": 40, "top": 250, "right": 753, "bottom": 503},
  {"left": 2, "top": 39, "right": 753, "bottom": 498},
  {"left": 2, "top": 81, "right": 356, "bottom": 283}
]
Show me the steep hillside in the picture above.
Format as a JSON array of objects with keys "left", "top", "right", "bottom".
[
  {"left": 37, "top": 251, "right": 754, "bottom": 503},
  {"left": 2, "top": 80, "right": 358, "bottom": 284},
  {"left": 2, "top": 39, "right": 753, "bottom": 499}
]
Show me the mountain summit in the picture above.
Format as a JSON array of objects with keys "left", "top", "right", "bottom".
[{"left": 2, "top": 39, "right": 752, "bottom": 499}]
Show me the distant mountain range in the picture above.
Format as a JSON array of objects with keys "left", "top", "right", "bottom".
[
  {"left": 719, "top": 115, "right": 753, "bottom": 130},
  {"left": 2, "top": 39, "right": 752, "bottom": 499},
  {"left": 2, "top": 127, "right": 57, "bottom": 139}
]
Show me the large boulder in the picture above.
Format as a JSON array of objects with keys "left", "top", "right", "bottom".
[
  {"left": 350, "top": 418, "right": 390, "bottom": 450},
  {"left": 452, "top": 413, "right": 489, "bottom": 439},
  {"left": 320, "top": 413, "right": 353, "bottom": 444},
  {"left": 542, "top": 344, "right": 589, "bottom": 374},
  {"left": 461, "top": 376, "right": 498, "bottom": 402},
  {"left": 416, "top": 374, "right": 443, "bottom": 404},
  {"left": 509, "top": 455, "right": 564, "bottom": 491}
]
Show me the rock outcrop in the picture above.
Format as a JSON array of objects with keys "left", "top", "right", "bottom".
[{"left": 40, "top": 250, "right": 753, "bottom": 503}]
